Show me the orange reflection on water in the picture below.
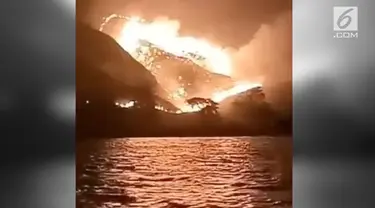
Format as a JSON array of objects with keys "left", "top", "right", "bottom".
[{"left": 76, "top": 137, "right": 292, "bottom": 208}]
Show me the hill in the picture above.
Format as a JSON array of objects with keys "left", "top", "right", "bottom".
[
  {"left": 99, "top": 17, "right": 234, "bottom": 102},
  {"left": 76, "top": 22, "right": 177, "bottom": 110},
  {"left": 218, "top": 82, "right": 292, "bottom": 134},
  {"left": 76, "top": 21, "right": 291, "bottom": 138},
  {"left": 125, "top": 39, "right": 235, "bottom": 101}
]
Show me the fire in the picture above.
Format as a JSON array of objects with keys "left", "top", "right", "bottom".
[
  {"left": 115, "top": 100, "right": 135, "bottom": 108},
  {"left": 100, "top": 15, "right": 263, "bottom": 113},
  {"left": 174, "top": 82, "right": 262, "bottom": 113},
  {"left": 114, "top": 82, "right": 261, "bottom": 114},
  {"left": 212, "top": 82, "right": 262, "bottom": 103},
  {"left": 177, "top": 105, "right": 202, "bottom": 114},
  {"left": 116, "top": 100, "right": 174, "bottom": 113},
  {"left": 168, "top": 87, "right": 187, "bottom": 101},
  {"left": 115, "top": 16, "right": 232, "bottom": 76}
]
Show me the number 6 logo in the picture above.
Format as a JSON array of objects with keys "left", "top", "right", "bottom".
[{"left": 337, "top": 8, "right": 354, "bottom": 29}]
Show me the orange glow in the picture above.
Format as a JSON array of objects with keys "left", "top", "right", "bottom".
[
  {"left": 101, "top": 15, "right": 263, "bottom": 113},
  {"left": 174, "top": 82, "right": 262, "bottom": 113},
  {"left": 212, "top": 82, "right": 262, "bottom": 103},
  {"left": 115, "top": 100, "right": 136, "bottom": 108},
  {"left": 177, "top": 103, "right": 205, "bottom": 114},
  {"left": 116, "top": 16, "right": 232, "bottom": 76},
  {"left": 115, "top": 82, "right": 261, "bottom": 113}
]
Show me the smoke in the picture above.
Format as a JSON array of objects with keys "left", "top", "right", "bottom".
[
  {"left": 78, "top": 0, "right": 291, "bottom": 43},
  {"left": 101, "top": 11, "right": 291, "bottom": 81},
  {"left": 78, "top": 0, "right": 291, "bottom": 86},
  {"left": 229, "top": 11, "right": 292, "bottom": 86},
  {"left": 118, "top": 11, "right": 292, "bottom": 86},
  {"left": 78, "top": 0, "right": 292, "bottom": 113},
  {"left": 218, "top": 11, "right": 292, "bottom": 121}
]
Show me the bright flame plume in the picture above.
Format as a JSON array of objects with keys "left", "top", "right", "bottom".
[{"left": 100, "top": 14, "right": 263, "bottom": 113}]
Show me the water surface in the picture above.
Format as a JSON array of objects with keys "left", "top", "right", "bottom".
[{"left": 77, "top": 137, "right": 292, "bottom": 208}]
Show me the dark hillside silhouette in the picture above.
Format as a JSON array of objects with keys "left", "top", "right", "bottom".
[
  {"left": 76, "top": 22, "right": 180, "bottom": 137},
  {"left": 75, "top": 19, "right": 291, "bottom": 138}
]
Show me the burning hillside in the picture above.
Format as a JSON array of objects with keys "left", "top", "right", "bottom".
[
  {"left": 126, "top": 39, "right": 235, "bottom": 101},
  {"left": 99, "top": 14, "right": 262, "bottom": 112}
]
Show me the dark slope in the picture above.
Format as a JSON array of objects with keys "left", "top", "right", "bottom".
[
  {"left": 76, "top": 22, "right": 291, "bottom": 138},
  {"left": 77, "top": 22, "right": 158, "bottom": 91},
  {"left": 76, "top": 22, "right": 175, "bottom": 109}
]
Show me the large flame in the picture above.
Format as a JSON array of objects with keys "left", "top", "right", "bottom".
[
  {"left": 101, "top": 15, "right": 262, "bottom": 113},
  {"left": 212, "top": 82, "right": 262, "bottom": 103},
  {"left": 117, "top": 16, "right": 232, "bottom": 76}
]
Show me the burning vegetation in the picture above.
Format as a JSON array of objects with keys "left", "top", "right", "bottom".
[
  {"left": 76, "top": 0, "right": 292, "bottom": 137},
  {"left": 76, "top": 11, "right": 291, "bottom": 137},
  {"left": 99, "top": 14, "right": 262, "bottom": 113}
]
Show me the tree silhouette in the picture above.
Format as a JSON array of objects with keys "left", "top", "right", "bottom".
[
  {"left": 186, "top": 97, "right": 219, "bottom": 108},
  {"left": 186, "top": 97, "right": 209, "bottom": 109},
  {"left": 200, "top": 104, "right": 219, "bottom": 115},
  {"left": 205, "top": 99, "right": 219, "bottom": 107}
]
